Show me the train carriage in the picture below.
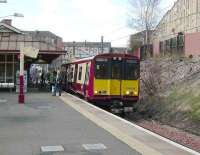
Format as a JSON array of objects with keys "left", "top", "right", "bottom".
[{"left": 63, "top": 53, "right": 140, "bottom": 113}]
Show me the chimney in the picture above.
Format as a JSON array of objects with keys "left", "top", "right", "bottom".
[{"left": 1, "top": 19, "right": 12, "bottom": 26}]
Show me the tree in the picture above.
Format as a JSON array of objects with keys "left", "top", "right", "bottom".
[
  {"left": 128, "top": 0, "right": 161, "bottom": 56},
  {"left": 129, "top": 36, "right": 142, "bottom": 53}
]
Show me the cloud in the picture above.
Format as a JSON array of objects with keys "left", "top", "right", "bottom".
[{"left": 12, "top": 0, "right": 136, "bottom": 46}]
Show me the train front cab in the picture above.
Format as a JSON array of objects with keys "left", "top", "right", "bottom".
[{"left": 92, "top": 54, "right": 140, "bottom": 113}]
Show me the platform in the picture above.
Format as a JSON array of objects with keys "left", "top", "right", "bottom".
[
  {"left": 0, "top": 93, "right": 140, "bottom": 155},
  {"left": 60, "top": 93, "right": 199, "bottom": 155},
  {"left": 0, "top": 92, "right": 199, "bottom": 155}
]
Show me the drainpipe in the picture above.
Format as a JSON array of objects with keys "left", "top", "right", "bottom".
[{"left": 196, "top": 0, "right": 199, "bottom": 32}]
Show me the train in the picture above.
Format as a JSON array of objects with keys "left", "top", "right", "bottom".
[{"left": 62, "top": 53, "right": 140, "bottom": 114}]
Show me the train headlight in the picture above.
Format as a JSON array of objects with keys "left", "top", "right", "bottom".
[
  {"left": 126, "top": 91, "right": 130, "bottom": 95},
  {"left": 133, "top": 91, "right": 138, "bottom": 96},
  {"left": 94, "top": 91, "right": 98, "bottom": 94}
]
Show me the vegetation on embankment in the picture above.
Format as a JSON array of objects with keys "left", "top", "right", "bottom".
[{"left": 134, "top": 56, "right": 200, "bottom": 136}]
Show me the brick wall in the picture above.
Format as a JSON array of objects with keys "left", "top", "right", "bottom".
[{"left": 185, "top": 32, "right": 200, "bottom": 56}]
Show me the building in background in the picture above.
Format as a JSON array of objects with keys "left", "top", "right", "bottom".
[
  {"left": 130, "top": 30, "right": 154, "bottom": 59},
  {"left": 52, "top": 41, "right": 111, "bottom": 68},
  {"left": 153, "top": 0, "right": 200, "bottom": 57},
  {"left": 110, "top": 47, "right": 128, "bottom": 54},
  {"left": 65, "top": 41, "right": 111, "bottom": 60},
  {"left": 51, "top": 41, "right": 111, "bottom": 68}
]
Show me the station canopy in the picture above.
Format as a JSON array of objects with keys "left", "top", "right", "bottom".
[{"left": 0, "top": 19, "right": 66, "bottom": 64}]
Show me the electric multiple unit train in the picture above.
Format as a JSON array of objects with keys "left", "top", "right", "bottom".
[{"left": 63, "top": 53, "right": 140, "bottom": 113}]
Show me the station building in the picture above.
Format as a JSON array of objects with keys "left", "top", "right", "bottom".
[
  {"left": 0, "top": 19, "right": 66, "bottom": 89},
  {"left": 153, "top": 0, "right": 200, "bottom": 57}
]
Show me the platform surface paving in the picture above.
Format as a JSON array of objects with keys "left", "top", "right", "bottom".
[{"left": 0, "top": 93, "right": 140, "bottom": 155}]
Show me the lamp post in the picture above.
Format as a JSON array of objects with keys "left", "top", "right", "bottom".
[
  {"left": 2, "top": 12, "right": 25, "bottom": 103},
  {"left": 0, "top": 0, "right": 7, "bottom": 3},
  {"left": 16, "top": 13, "right": 24, "bottom": 104},
  {"left": 101, "top": 36, "right": 104, "bottom": 54},
  {"left": 0, "top": 13, "right": 24, "bottom": 19},
  {"left": 0, "top": 11, "right": 25, "bottom": 103}
]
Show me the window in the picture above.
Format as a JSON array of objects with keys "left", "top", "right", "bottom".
[
  {"left": 125, "top": 60, "right": 140, "bottom": 80},
  {"left": 84, "top": 63, "right": 90, "bottom": 84},
  {"left": 6, "top": 63, "right": 13, "bottom": 83},
  {"left": 2, "top": 32, "right": 9, "bottom": 37},
  {"left": 6, "top": 54, "right": 13, "bottom": 62},
  {"left": 95, "top": 58, "right": 109, "bottom": 79},
  {"left": 177, "top": 34, "right": 184, "bottom": 47},
  {"left": 14, "top": 55, "right": 18, "bottom": 61},
  {"left": 171, "top": 37, "right": 177, "bottom": 49},
  {"left": 0, "top": 54, "right": 5, "bottom": 62},
  {"left": 70, "top": 67, "right": 74, "bottom": 81},
  {"left": 78, "top": 66, "right": 82, "bottom": 80},
  {"left": 0, "top": 64, "right": 5, "bottom": 83},
  {"left": 111, "top": 60, "right": 121, "bottom": 79}
]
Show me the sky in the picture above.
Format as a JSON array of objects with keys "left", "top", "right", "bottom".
[{"left": 0, "top": 0, "right": 177, "bottom": 47}]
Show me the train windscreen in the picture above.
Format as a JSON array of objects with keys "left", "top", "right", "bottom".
[
  {"left": 125, "top": 59, "right": 140, "bottom": 80},
  {"left": 111, "top": 59, "right": 122, "bottom": 79},
  {"left": 95, "top": 58, "right": 109, "bottom": 79}
]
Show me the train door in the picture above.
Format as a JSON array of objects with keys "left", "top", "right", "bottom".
[
  {"left": 83, "top": 63, "right": 89, "bottom": 96},
  {"left": 121, "top": 59, "right": 140, "bottom": 97},
  {"left": 110, "top": 57, "right": 122, "bottom": 96},
  {"left": 74, "top": 64, "right": 78, "bottom": 83},
  {"left": 94, "top": 58, "right": 110, "bottom": 96}
]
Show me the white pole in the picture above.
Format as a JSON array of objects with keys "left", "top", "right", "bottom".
[
  {"left": 18, "top": 44, "right": 25, "bottom": 104},
  {"left": 20, "top": 48, "right": 24, "bottom": 76}
]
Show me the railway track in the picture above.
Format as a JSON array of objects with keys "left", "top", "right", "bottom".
[
  {"left": 125, "top": 117, "right": 200, "bottom": 153},
  {"left": 93, "top": 102, "right": 200, "bottom": 153}
]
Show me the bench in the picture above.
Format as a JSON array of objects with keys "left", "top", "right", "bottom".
[{"left": 0, "top": 83, "right": 15, "bottom": 88}]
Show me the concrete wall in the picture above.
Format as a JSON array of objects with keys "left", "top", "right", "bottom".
[
  {"left": 185, "top": 32, "right": 200, "bottom": 56},
  {"left": 153, "top": 0, "right": 200, "bottom": 42}
]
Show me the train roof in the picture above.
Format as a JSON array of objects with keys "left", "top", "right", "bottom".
[
  {"left": 65, "top": 53, "right": 139, "bottom": 65},
  {"left": 66, "top": 56, "right": 95, "bottom": 64},
  {"left": 95, "top": 53, "right": 139, "bottom": 59}
]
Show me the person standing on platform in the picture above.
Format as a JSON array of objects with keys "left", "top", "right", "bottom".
[
  {"left": 55, "top": 69, "right": 62, "bottom": 96},
  {"left": 50, "top": 70, "right": 57, "bottom": 96},
  {"left": 40, "top": 71, "right": 45, "bottom": 88}
]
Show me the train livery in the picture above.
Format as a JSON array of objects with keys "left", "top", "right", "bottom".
[{"left": 63, "top": 53, "right": 140, "bottom": 113}]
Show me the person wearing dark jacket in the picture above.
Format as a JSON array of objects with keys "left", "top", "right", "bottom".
[{"left": 55, "top": 70, "right": 62, "bottom": 96}]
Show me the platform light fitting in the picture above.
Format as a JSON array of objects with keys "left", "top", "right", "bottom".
[{"left": 0, "top": 0, "right": 7, "bottom": 3}]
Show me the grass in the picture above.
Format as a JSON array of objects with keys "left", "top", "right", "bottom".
[
  {"left": 189, "top": 95, "right": 200, "bottom": 121},
  {"left": 166, "top": 88, "right": 200, "bottom": 121}
]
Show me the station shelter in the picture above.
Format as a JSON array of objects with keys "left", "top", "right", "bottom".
[{"left": 0, "top": 19, "right": 66, "bottom": 91}]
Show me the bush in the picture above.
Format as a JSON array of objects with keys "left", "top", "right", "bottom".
[{"left": 141, "top": 60, "right": 162, "bottom": 97}]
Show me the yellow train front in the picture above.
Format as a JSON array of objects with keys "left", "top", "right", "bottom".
[{"left": 90, "top": 54, "right": 140, "bottom": 114}]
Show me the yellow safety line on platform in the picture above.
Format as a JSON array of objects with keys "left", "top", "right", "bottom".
[{"left": 60, "top": 94, "right": 162, "bottom": 155}]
